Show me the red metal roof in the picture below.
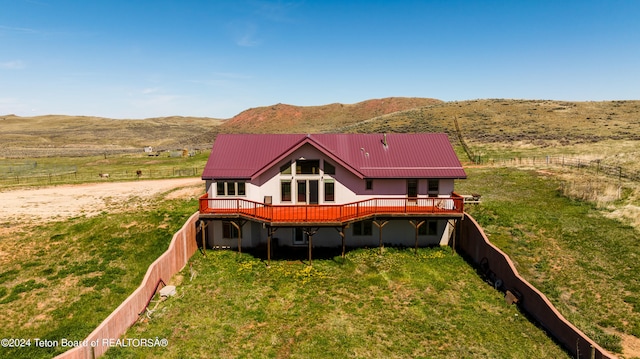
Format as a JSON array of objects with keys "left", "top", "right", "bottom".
[{"left": 202, "top": 133, "right": 466, "bottom": 180}]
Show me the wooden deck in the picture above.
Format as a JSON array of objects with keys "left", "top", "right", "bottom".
[{"left": 199, "top": 194, "right": 464, "bottom": 225}]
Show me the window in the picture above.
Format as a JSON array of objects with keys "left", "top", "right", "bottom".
[
  {"left": 353, "top": 220, "right": 373, "bottom": 236},
  {"left": 296, "top": 159, "right": 320, "bottom": 174},
  {"left": 365, "top": 179, "right": 373, "bottom": 190},
  {"left": 418, "top": 220, "right": 438, "bottom": 236},
  {"left": 280, "top": 161, "right": 292, "bottom": 174},
  {"left": 222, "top": 221, "right": 239, "bottom": 239},
  {"left": 407, "top": 179, "right": 418, "bottom": 198},
  {"left": 324, "top": 181, "right": 335, "bottom": 202},
  {"left": 216, "top": 181, "right": 246, "bottom": 196},
  {"left": 281, "top": 181, "right": 292, "bottom": 202},
  {"left": 324, "top": 161, "right": 335, "bottom": 175},
  {"left": 297, "top": 180, "right": 307, "bottom": 203},
  {"left": 294, "top": 228, "right": 307, "bottom": 245},
  {"left": 428, "top": 179, "right": 439, "bottom": 197}
]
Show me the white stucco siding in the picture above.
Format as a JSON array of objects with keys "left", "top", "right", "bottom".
[{"left": 438, "top": 179, "right": 455, "bottom": 196}]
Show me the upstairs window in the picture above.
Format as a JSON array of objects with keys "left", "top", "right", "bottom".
[
  {"left": 216, "top": 182, "right": 225, "bottom": 196},
  {"left": 216, "top": 181, "right": 246, "bottom": 196},
  {"left": 296, "top": 159, "right": 320, "bottom": 174},
  {"left": 280, "top": 161, "right": 292, "bottom": 174},
  {"left": 428, "top": 179, "right": 439, "bottom": 197},
  {"left": 324, "top": 180, "right": 335, "bottom": 202},
  {"left": 324, "top": 161, "right": 335, "bottom": 175},
  {"left": 281, "top": 181, "right": 292, "bottom": 202},
  {"left": 365, "top": 179, "right": 373, "bottom": 190}
]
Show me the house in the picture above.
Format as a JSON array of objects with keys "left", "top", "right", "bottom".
[{"left": 198, "top": 133, "right": 467, "bottom": 261}]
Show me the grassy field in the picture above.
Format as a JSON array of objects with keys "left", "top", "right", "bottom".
[
  {"left": 0, "top": 150, "right": 211, "bottom": 188},
  {"left": 0, "top": 196, "right": 198, "bottom": 359},
  {"left": 94, "top": 165, "right": 640, "bottom": 358},
  {"left": 1, "top": 97, "right": 639, "bottom": 357},
  {"left": 457, "top": 167, "right": 640, "bottom": 354},
  {"left": 102, "top": 248, "right": 569, "bottom": 359}
]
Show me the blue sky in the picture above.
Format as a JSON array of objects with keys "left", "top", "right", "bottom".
[{"left": 1, "top": 0, "right": 638, "bottom": 119}]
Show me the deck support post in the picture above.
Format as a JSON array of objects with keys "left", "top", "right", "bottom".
[
  {"left": 267, "top": 226, "right": 278, "bottom": 267},
  {"left": 267, "top": 227, "right": 272, "bottom": 267},
  {"left": 334, "top": 225, "right": 347, "bottom": 258},
  {"left": 373, "top": 220, "right": 389, "bottom": 255},
  {"left": 410, "top": 220, "right": 425, "bottom": 254},
  {"left": 211, "top": 222, "right": 222, "bottom": 249},
  {"left": 304, "top": 227, "right": 318, "bottom": 266},
  {"left": 230, "top": 220, "right": 246, "bottom": 255},
  {"left": 200, "top": 221, "right": 207, "bottom": 256},
  {"left": 308, "top": 233, "right": 312, "bottom": 265}
]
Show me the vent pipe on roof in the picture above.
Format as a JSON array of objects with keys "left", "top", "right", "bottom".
[{"left": 382, "top": 133, "right": 388, "bottom": 148}]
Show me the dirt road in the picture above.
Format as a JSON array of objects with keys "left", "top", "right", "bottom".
[{"left": 0, "top": 177, "right": 204, "bottom": 222}]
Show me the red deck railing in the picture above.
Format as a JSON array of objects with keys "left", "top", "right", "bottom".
[{"left": 199, "top": 194, "right": 464, "bottom": 223}]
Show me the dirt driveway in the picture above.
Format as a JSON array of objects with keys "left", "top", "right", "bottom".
[{"left": 0, "top": 177, "right": 204, "bottom": 223}]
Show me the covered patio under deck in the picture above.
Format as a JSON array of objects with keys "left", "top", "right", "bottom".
[{"left": 198, "top": 194, "right": 464, "bottom": 265}]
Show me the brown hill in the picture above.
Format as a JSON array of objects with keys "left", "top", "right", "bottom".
[
  {"left": 2, "top": 98, "right": 639, "bottom": 160},
  {"left": 340, "top": 99, "right": 640, "bottom": 144},
  {"left": 220, "top": 97, "right": 442, "bottom": 133},
  {"left": 0, "top": 115, "right": 224, "bottom": 158}
]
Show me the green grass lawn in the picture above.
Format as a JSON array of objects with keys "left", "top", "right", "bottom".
[
  {"left": 457, "top": 167, "right": 640, "bottom": 353},
  {"left": 2, "top": 164, "right": 637, "bottom": 358},
  {"left": 0, "top": 198, "right": 198, "bottom": 359},
  {"left": 103, "top": 248, "right": 569, "bottom": 359}
]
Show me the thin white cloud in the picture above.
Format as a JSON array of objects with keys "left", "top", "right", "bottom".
[
  {"left": 141, "top": 87, "right": 160, "bottom": 94},
  {"left": 251, "top": 0, "right": 301, "bottom": 23},
  {"left": 236, "top": 22, "right": 260, "bottom": 47},
  {"left": 227, "top": 19, "right": 261, "bottom": 47},
  {"left": 212, "top": 72, "right": 253, "bottom": 79},
  {"left": 0, "top": 25, "right": 39, "bottom": 34},
  {"left": 0, "top": 60, "right": 25, "bottom": 70}
]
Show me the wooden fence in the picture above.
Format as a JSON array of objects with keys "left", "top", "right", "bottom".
[
  {"left": 456, "top": 213, "right": 615, "bottom": 359},
  {"left": 54, "top": 212, "right": 200, "bottom": 359}
]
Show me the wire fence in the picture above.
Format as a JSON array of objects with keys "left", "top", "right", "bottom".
[
  {"left": 0, "top": 166, "right": 203, "bottom": 187},
  {"left": 478, "top": 155, "right": 640, "bottom": 182}
]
